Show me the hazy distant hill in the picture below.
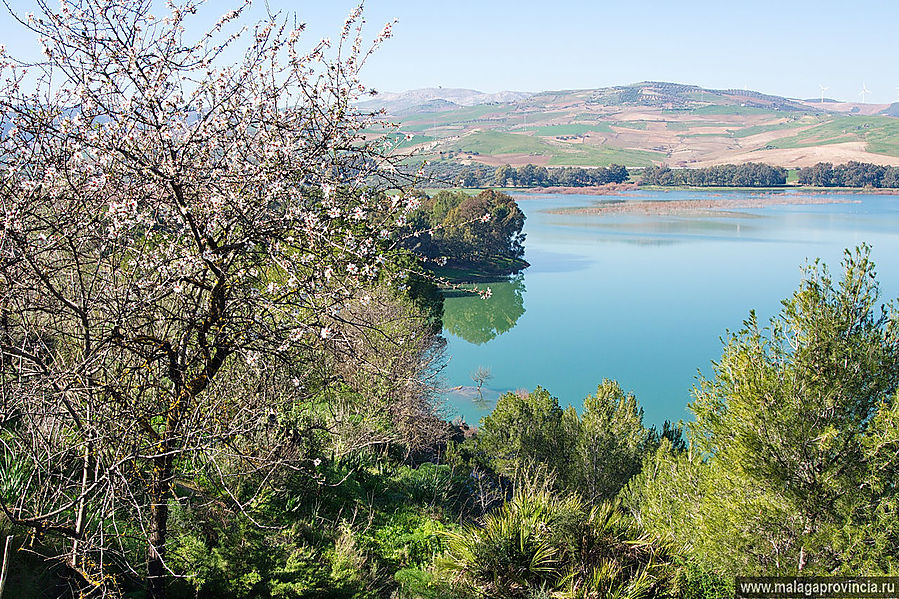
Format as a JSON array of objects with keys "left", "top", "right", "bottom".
[
  {"left": 363, "top": 82, "right": 899, "bottom": 169},
  {"left": 357, "top": 87, "right": 533, "bottom": 114}
]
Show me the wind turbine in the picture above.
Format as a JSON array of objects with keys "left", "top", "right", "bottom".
[
  {"left": 859, "top": 82, "right": 871, "bottom": 104},
  {"left": 895, "top": 87, "right": 899, "bottom": 102},
  {"left": 819, "top": 84, "right": 829, "bottom": 104}
]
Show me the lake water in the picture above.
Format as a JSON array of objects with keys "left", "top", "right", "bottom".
[{"left": 440, "top": 190, "right": 899, "bottom": 427}]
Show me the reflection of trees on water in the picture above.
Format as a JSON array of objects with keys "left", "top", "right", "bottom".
[{"left": 442, "top": 275, "right": 525, "bottom": 344}]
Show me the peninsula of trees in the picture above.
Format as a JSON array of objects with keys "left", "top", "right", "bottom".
[{"left": 404, "top": 189, "right": 528, "bottom": 278}]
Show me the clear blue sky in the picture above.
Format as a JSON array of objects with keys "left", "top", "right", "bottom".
[{"left": 2, "top": 0, "right": 898, "bottom": 103}]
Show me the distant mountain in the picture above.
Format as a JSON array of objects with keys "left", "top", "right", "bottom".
[
  {"left": 370, "top": 81, "right": 899, "bottom": 169},
  {"left": 577, "top": 81, "right": 814, "bottom": 112},
  {"left": 356, "top": 87, "right": 534, "bottom": 113}
]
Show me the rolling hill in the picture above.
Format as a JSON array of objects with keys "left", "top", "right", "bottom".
[{"left": 359, "top": 82, "right": 899, "bottom": 169}]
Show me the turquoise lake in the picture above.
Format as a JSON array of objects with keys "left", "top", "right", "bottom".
[{"left": 440, "top": 190, "right": 899, "bottom": 427}]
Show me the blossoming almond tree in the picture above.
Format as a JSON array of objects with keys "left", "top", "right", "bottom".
[{"left": 0, "top": 0, "right": 422, "bottom": 595}]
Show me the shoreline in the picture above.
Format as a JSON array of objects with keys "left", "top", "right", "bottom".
[
  {"left": 521, "top": 182, "right": 640, "bottom": 196},
  {"left": 423, "top": 184, "right": 899, "bottom": 196},
  {"left": 546, "top": 193, "right": 861, "bottom": 216},
  {"left": 635, "top": 185, "right": 899, "bottom": 195}
]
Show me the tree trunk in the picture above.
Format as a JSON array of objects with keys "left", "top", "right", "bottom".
[
  {"left": 0, "top": 535, "right": 12, "bottom": 599},
  {"left": 70, "top": 439, "right": 92, "bottom": 572},
  {"left": 146, "top": 454, "right": 173, "bottom": 599}
]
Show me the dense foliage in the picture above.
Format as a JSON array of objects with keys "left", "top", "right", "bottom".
[
  {"left": 464, "top": 382, "right": 662, "bottom": 503},
  {"left": 438, "top": 487, "right": 681, "bottom": 599},
  {"left": 435, "top": 247, "right": 899, "bottom": 596},
  {"left": 494, "top": 164, "right": 630, "bottom": 187},
  {"left": 627, "top": 246, "right": 899, "bottom": 575},
  {"left": 404, "top": 189, "right": 528, "bottom": 275},
  {"left": 797, "top": 161, "right": 899, "bottom": 187},
  {"left": 423, "top": 161, "right": 629, "bottom": 188},
  {"left": 0, "top": 1, "right": 444, "bottom": 597},
  {"left": 422, "top": 161, "right": 499, "bottom": 189},
  {"left": 640, "top": 163, "right": 787, "bottom": 187}
]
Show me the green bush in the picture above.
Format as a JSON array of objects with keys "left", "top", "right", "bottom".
[
  {"left": 437, "top": 484, "right": 680, "bottom": 599},
  {"left": 394, "top": 567, "right": 466, "bottom": 599},
  {"left": 674, "top": 559, "right": 733, "bottom": 599}
]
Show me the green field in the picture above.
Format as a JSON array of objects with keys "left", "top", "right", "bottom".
[
  {"left": 612, "top": 120, "right": 651, "bottom": 130},
  {"left": 683, "top": 133, "right": 734, "bottom": 139},
  {"left": 506, "top": 110, "right": 572, "bottom": 127},
  {"left": 769, "top": 116, "right": 899, "bottom": 155},
  {"left": 399, "top": 121, "right": 467, "bottom": 135},
  {"left": 665, "top": 121, "right": 735, "bottom": 131},
  {"left": 727, "top": 121, "right": 806, "bottom": 138},
  {"left": 530, "top": 124, "right": 610, "bottom": 136},
  {"left": 391, "top": 133, "right": 436, "bottom": 149},
  {"left": 546, "top": 145, "right": 663, "bottom": 167},
  {"left": 684, "top": 104, "right": 780, "bottom": 116},
  {"left": 446, "top": 130, "right": 554, "bottom": 155},
  {"left": 683, "top": 90, "right": 731, "bottom": 102},
  {"left": 522, "top": 120, "right": 656, "bottom": 135},
  {"left": 379, "top": 83, "right": 899, "bottom": 167},
  {"left": 438, "top": 129, "right": 662, "bottom": 167},
  {"left": 856, "top": 119, "right": 899, "bottom": 156},
  {"left": 400, "top": 104, "right": 504, "bottom": 127}
]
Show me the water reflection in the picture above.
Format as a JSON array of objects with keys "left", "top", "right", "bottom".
[
  {"left": 441, "top": 192, "right": 899, "bottom": 427},
  {"left": 442, "top": 274, "right": 526, "bottom": 344}
]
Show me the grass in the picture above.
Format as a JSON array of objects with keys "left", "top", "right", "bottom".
[
  {"left": 387, "top": 133, "right": 436, "bottom": 150},
  {"left": 401, "top": 122, "right": 467, "bottom": 135},
  {"left": 683, "top": 91, "right": 730, "bottom": 102},
  {"left": 574, "top": 112, "right": 615, "bottom": 121},
  {"left": 768, "top": 116, "right": 899, "bottom": 155},
  {"left": 611, "top": 120, "right": 650, "bottom": 130},
  {"left": 392, "top": 99, "right": 899, "bottom": 167},
  {"left": 399, "top": 104, "right": 504, "bottom": 127},
  {"left": 531, "top": 124, "right": 610, "bottom": 136},
  {"left": 507, "top": 110, "right": 572, "bottom": 127},
  {"left": 442, "top": 130, "right": 663, "bottom": 167},
  {"left": 546, "top": 145, "right": 663, "bottom": 167},
  {"left": 683, "top": 104, "right": 779, "bottom": 116},
  {"left": 666, "top": 121, "right": 742, "bottom": 131},
  {"left": 860, "top": 119, "right": 899, "bottom": 156},
  {"left": 447, "top": 130, "right": 554, "bottom": 155},
  {"left": 728, "top": 121, "right": 806, "bottom": 138},
  {"left": 866, "top": 141, "right": 899, "bottom": 157},
  {"left": 682, "top": 133, "right": 734, "bottom": 139}
]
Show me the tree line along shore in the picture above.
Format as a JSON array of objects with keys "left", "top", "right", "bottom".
[{"left": 427, "top": 160, "right": 899, "bottom": 191}]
